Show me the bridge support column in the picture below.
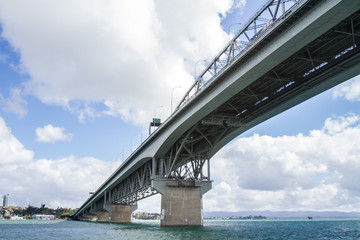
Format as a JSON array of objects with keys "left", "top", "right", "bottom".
[
  {"left": 96, "top": 210, "right": 110, "bottom": 222},
  {"left": 153, "top": 179, "right": 212, "bottom": 227},
  {"left": 82, "top": 213, "right": 97, "bottom": 222},
  {"left": 110, "top": 204, "right": 137, "bottom": 223}
]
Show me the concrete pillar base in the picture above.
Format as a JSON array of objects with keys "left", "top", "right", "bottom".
[
  {"left": 160, "top": 180, "right": 203, "bottom": 227},
  {"left": 96, "top": 210, "right": 110, "bottom": 222},
  {"left": 83, "top": 214, "right": 97, "bottom": 222},
  {"left": 110, "top": 204, "right": 137, "bottom": 223}
]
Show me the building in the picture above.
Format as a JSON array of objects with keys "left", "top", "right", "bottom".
[
  {"left": 33, "top": 215, "right": 55, "bottom": 220},
  {"left": 3, "top": 194, "right": 8, "bottom": 207}
]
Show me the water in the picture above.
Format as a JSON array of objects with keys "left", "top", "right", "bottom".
[{"left": 1, "top": 219, "right": 360, "bottom": 239}]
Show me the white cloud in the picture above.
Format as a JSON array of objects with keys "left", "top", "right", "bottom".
[
  {"left": 333, "top": 75, "right": 360, "bottom": 102},
  {"left": 2, "top": 155, "right": 117, "bottom": 208},
  {"left": 0, "top": 53, "right": 8, "bottom": 63},
  {"left": 323, "top": 113, "right": 360, "bottom": 135},
  {"left": 1, "top": 113, "right": 360, "bottom": 212},
  {"left": 0, "top": 0, "right": 233, "bottom": 124},
  {"left": 0, "top": 116, "right": 116, "bottom": 208},
  {"left": 233, "top": 0, "right": 246, "bottom": 9},
  {"left": 0, "top": 88, "right": 27, "bottom": 117},
  {"left": 9, "top": 62, "right": 27, "bottom": 75},
  {"left": 36, "top": 124, "right": 73, "bottom": 143},
  {"left": 0, "top": 117, "right": 33, "bottom": 164},
  {"left": 205, "top": 114, "right": 360, "bottom": 212}
]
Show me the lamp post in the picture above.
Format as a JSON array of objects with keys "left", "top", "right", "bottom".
[
  {"left": 131, "top": 134, "right": 136, "bottom": 152},
  {"left": 228, "top": 23, "right": 242, "bottom": 40},
  {"left": 194, "top": 60, "right": 206, "bottom": 81},
  {"left": 171, "top": 86, "right": 181, "bottom": 114},
  {"left": 130, "top": 131, "right": 142, "bottom": 152}
]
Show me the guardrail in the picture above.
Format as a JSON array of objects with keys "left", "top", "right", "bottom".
[{"left": 175, "top": 0, "right": 305, "bottom": 110}]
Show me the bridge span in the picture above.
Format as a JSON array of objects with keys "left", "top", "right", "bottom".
[{"left": 74, "top": 0, "right": 360, "bottom": 226}]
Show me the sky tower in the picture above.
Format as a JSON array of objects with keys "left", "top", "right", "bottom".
[{"left": 3, "top": 194, "right": 9, "bottom": 207}]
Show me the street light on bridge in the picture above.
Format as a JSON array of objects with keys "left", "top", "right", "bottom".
[
  {"left": 171, "top": 86, "right": 181, "bottom": 114},
  {"left": 194, "top": 60, "right": 206, "bottom": 80},
  {"left": 228, "top": 23, "right": 242, "bottom": 40}
]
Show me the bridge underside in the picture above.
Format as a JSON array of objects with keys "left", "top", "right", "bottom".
[
  {"left": 74, "top": 0, "right": 360, "bottom": 226},
  {"left": 160, "top": 8, "right": 360, "bottom": 173},
  {"left": 204, "top": 9, "right": 360, "bottom": 156}
]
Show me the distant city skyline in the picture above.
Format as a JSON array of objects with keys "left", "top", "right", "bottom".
[{"left": 2, "top": 194, "right": 9, "bottom": 207}]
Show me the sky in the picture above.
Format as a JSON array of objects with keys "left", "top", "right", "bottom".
[{"left": 1, "top": 0, "right": 360, "bottom": 213}]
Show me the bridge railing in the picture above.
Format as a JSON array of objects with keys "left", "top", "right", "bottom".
[
  {"left": 75, "top": 0, "right": 309, "bottom": 216},
  {"left": 176, "top": 0, "right": 306, "bottom": 111},
  {"left": 86, "top": 0, "right": 307, "bottom": 204}
]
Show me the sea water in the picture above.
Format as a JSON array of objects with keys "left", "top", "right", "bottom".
[{"left": 1, "top": 219, "right": 360, "bottom": 239}]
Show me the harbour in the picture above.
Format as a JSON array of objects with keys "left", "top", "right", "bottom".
[{"left": 1, "top": 219, "right": 360, "bottom": 239}]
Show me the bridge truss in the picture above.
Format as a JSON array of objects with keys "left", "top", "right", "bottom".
[
  {"left": 177, "top": 0, "right": 307, "bottom": 109},
  {"left": 80, "top": 0, "right": 360, "bottom": 213},
  {"left": 108, "top": 1, "right": 360, "bottom": 207}
]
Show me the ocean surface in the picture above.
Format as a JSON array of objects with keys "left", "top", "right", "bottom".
[{"left": 1, "top": 219, "right": 360, "bottom": 239}]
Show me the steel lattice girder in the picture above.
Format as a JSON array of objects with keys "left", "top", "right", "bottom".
[
  {"left": 78, "top": 1, "right": 360, "bottom": 214},
  {"left": 176, "top": 0, "right": 307, "bottom": 110}
]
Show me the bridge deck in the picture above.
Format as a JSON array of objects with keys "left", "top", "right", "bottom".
[{"left": 74, "top": 0, "right": 360, "bottom": 218}]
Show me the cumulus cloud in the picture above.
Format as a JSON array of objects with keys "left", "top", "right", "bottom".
[
  {"left": 1, "top": 113, "right": 360, "bottom": 212},
  {"left": 0, "top": 53, "right": 8, "bottom": 63},
  {"left": 323, "top": 113, "right": 360, "bottom": 135},
  {"left": 0, "top": 117, "right": 33, "bottom": 164},
  {"left": 0, "top": 88, "right": 27, "bottom": 117},
  {"left": 230, "top": 0, "right": 246, "bottom": 15},
  {"left": 0, "top": 0, "right": 233, "bottom": 124},
  {"left": 5, "top": 155, "right": 117, "bottom": 208},
  {"left": 0, "top": 116, "right": 116, "bottom": 208},
  {"left": 333, "top": 75, "right": 360, "bottom": 102},
  {"left": 205, "top": 114, "right": 360, "bottom": 212},
  {"left": 36, "top": 124, "right": 73, "bottom": 143}
]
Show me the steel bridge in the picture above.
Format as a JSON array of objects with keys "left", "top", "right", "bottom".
[{"left": 74, "top": 0, "right": 360, "bottom": 226}]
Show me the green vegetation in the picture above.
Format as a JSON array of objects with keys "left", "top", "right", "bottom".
[
  {"left": 132, "top": 212, "right": 160, "bottom": 220},
  {"left": 4, "top": 205, "right": 76, "bottom": 219}
]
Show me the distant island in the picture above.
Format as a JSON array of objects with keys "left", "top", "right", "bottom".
[
  {"left": 205, "top": 215, "right": 266, "bottom": 220},
  {"left": 204, "top": 211, "right": 360, "bottom": 219}
]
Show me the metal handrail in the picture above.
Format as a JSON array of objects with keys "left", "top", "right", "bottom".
[{"left": 175, "top": 0, "right": 305, "bottom": 111}]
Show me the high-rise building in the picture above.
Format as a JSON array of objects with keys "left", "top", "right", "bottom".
[{"left": 3, "top": 194, "right": 8, "bottom": 207}]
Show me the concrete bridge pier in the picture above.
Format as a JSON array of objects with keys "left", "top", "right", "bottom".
[
  {"left": 96, "top": 209, "right": 110, "bottom": 222},
  {"left": 81, "top": 213, "right": 97, "bottom": 222},
  {"left": 93, "top": 204, "right": 137, "bottom": 223},
  {"left": 93, "top": 190, "right": 137, "bottom": 223},
  {"left": 109, "top": 204, "right": 137, "bottom": 223},
  {"left": 152, "top": 179, "right": 212, "bottom": 226},
  {"left": 92, "top": 204, "right": 137, "bottom": 223}
]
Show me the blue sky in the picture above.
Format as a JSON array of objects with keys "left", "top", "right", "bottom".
[{"left": 1, "top": 0, "right": 360, "bottom": 213}]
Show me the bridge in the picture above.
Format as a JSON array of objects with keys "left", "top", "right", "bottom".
[{"left": 74, "top": 0, "right": 360, "bottom": 226}]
